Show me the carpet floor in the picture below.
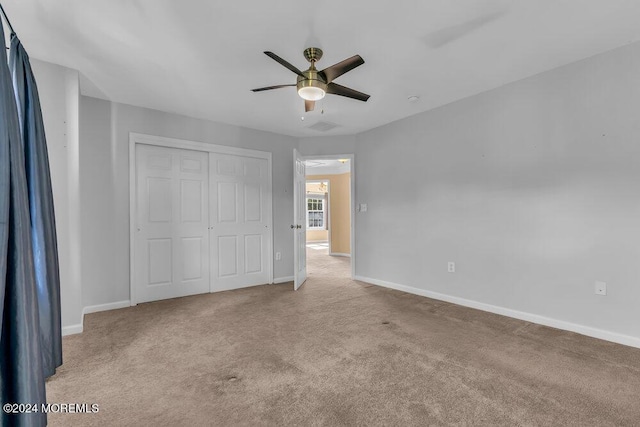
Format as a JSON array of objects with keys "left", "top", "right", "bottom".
[{"left": 46, "top": 248, "right": 640, "bottom": 426}]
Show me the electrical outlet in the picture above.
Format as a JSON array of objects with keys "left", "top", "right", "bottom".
[
  {"left": 595, "top": 281, "right": 607, "bottom": 295},
  {"left": 275, "top": 252, "right": 281, "bottom": 261},
  {"left": 448, "top": 262, "right": 455, "bottom": 273},
  {"left": 360, "top": 203, "right": 367, "bottom": 212}
]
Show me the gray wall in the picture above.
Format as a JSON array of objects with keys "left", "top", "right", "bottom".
[
  {"left": 79, "top": 98, "right": 297, "bottom": 310},
  {"left": 32, "top": 57, "right": 296, "bottom": 330},
  {"left": 298, "top": 135, "right": 356, "bottom": 156},
  {"left": 31, "top": 59, "right": 83, "bottom": 330},
  {"left": 300, "top": 42, "right": 640, "bottom": 341},
  {"left": 34, "top": 40, "right": 640, "bottom": 342}
]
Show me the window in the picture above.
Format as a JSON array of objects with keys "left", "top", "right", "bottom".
[{"left": 307, "top": 196, "right": 326, "bottom": 229}]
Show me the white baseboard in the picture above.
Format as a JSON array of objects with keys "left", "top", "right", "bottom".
[
  {"left": 83, "top": 300, "right": 131, "bottom": 315},
  {"left": 273, "top": 276, "right": 294, "bottom": 284},
  {"left": 330, "top": 252, "right": 351, "bottom": 257},
  {"left": 354, "top": 275, "right": 640, "bottom": 349},
  {"left": 62, "top": 324, "right": 83, "bottom": 336},
  {"left": 61, "top": 300, "right": 131, "bottom": 337}
]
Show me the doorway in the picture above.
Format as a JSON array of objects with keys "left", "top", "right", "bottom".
[{"left": 304, "top": 156, "right": 353, "bottom": 279}]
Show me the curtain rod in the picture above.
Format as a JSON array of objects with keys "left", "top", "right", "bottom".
[{"left": 0, "top": 3, "right": 15, "bottom": 35}]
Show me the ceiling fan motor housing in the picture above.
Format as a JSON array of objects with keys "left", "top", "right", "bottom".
[
  {"left": 297, "top": 69, "right": 327, "bottom": 94},
  {"left": 298, "top": 47, "right": 327, "bottom": 99},
  {"left": 303, "top": 47, "right": 323, "bottom": 63}
]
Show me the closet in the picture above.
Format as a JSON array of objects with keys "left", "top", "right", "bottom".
[{"left": 131, "top": 134, "right": 272, "bottom": 304}]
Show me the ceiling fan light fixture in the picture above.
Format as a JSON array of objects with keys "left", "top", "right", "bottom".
[
  {"left": 298, "top": 86, "right": 326, "bottom": 101},
  {"left": 297, "top": 68, "right": 327, "bottom": 101},
  {"left": 252, "top": 48, "right": 370, "bottom": 110}
]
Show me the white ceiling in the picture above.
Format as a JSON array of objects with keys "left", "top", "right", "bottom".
[
  {"left": 305, "top": 159, "right": 350, "bottom": 176},
  {"left": 5, "top": 1, "right": 640, "bottom": 137}
]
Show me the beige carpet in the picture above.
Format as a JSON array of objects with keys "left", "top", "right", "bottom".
[{"left": 47, "top": 248, "right": 640, "bottom": 426}]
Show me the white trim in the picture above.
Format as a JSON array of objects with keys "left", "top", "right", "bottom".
[
  {"left": 273, "top": 276, "right": 294, "bottom": 284},
  {"left": 83, "top": 300, "right": 131, "bottom": 315},
  {"left": 129, "top": 133, "right": 274, "bottom": 305},
  {"left": 330, "top": 252, "right": 351, "bottom": 257},
  {"left": 350, "top": 155, "right": 355, "bottom": 279},
  {"left": 130, "top": 133, "right": 272, "bottom": 160},
  {"left": 354, "top": 275, "right": 640, "bottom": 349},
  {"left": 305, "top": 162, "right": 350, "bottom": 175},
  {"left": 62, "top": 324, "right": 83, "bottom": 336},
  {"left": 62, "top": 300, "right": 132, "bottom": 336},
  {"left": 213, "top": 283, "right": 268, "bottom": 292},
  {"left": 129, "top": 137, "right": 137, "bottom": 306}
]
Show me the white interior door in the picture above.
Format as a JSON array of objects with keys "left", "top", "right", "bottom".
[
  {"left": 293, "top": 149, "right": 307, "bottom": 290},
  {"left": 210, "top": 153, "right": 270, "bottom": 291},
  {"left": 134, "top": 144, "right": 209, "bottom": 303}
]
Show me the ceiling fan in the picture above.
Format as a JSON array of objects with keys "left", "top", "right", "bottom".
[{"left": 251, "top": 47, "right": 370, "bottom": 112}]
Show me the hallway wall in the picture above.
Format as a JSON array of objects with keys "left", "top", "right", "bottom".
[{"left": 307, "top": 173, "right": 351, "bottom": 255}]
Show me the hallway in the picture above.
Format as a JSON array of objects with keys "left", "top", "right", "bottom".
[{"left": 306, "top": 242, "right": 351, "bottom": 280}]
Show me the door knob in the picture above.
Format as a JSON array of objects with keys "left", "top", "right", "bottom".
[
  {"left": 297, "top": 225, "right": 302, "bottom": 229},
  {"left": 290, "top": 225, "right": 295, "bottom": 229}
]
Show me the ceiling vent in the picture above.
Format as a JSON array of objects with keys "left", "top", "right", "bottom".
[{"left": 307, "top": 121, "right": 340, "bottom": 132}]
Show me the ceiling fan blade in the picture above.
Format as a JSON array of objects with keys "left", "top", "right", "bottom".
[
  {"left": 319, "top": 55, "right": 364, "bottom": 83},
  {"left": 264, "top": 51, "right": 305, "bottom": 77},
  {"left": 326, "top": 83, "right": 370, "bottom": 102},
  {"left": 251, "top": 84, "right": 295, "bottom": 92},
  {"left": 305, "top": 100, "right": 315, "bottom": 112}
]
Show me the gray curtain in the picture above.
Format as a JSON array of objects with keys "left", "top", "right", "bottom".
[
  {"left": 0, "top": 18, "right": 48, "bottom": 427},
  {"left": 9, "top": 32, "right": 63, "bottom": 379}
]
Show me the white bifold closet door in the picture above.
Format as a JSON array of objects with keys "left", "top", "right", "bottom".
[
  {"left": 209, "top": 153, "right": 270, "bottom": 291},
  {"left": 134, "top": 144, "right": 210, "bottom": 303}
]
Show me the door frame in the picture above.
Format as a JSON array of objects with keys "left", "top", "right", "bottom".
[
  {"left": 297, "top": 153, "right": 355, "bottom": 280},
  {"left": 129, "top": 133, "right": 273, "bottom": 305}
]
